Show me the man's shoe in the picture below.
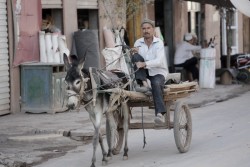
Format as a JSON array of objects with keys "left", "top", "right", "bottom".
[
  {"left": 135, "top": 86, "right": 151, "bottom": 93},
  {"left": 154, "top": 113, "right": 165, "bottom": 125},
  {"left": 144, "top": 90, "right": 152, "bottom": 96}
]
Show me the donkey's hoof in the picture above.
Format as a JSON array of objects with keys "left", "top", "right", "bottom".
[
  {"left": 106, "top": 155, "right": 112, "bottom": 161},
  {"left": 112, "top": 149, "right": 120, "bottom": 155},
  {"left": 123, "top": 156, "right": 128, "bottom": 160},
  {"left": 102, "top": 156, "right": 109, "bottom": 163},
  {"left": 102, "top": 160, "right": 108, "bottom": 166}
]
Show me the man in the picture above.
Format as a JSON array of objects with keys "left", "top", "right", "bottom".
[
  {"left": 174, "top": 33, "right": 201, "bottom": 81},
  {"left": 132, "top": 19, "right": 168, "bottom": 124}
]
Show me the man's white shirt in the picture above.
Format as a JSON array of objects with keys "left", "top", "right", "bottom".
[
  {"left": 134, "top": 37, "right": 168, "bottom": 79},
  {"left": 174, "top": 41, "right": 201, "bottom": 65}
]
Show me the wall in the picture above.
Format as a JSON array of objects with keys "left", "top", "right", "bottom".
[
  {"left": 204, "top": 5, "right": 221, "bottom": 69},
  {"left": 243, "top": 15, "right": 250, "bottom": 53},
  {"left": 63, "top": 0, "right": 78, "bottom": 49},
  {"left": 174, "top": 1, "right": 188, "bottom": 45}
]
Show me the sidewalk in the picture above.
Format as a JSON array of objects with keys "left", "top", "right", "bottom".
[{"left": 0, "top": 83, "right": 250, "bottom": 166}]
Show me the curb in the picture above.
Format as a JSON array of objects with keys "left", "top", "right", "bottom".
[{"left": 8, "top": 134, "right": 63, "bottom": 142}]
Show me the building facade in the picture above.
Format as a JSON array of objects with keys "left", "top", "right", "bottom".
[{"left": 2, "top": 0, "right": 250, "bottom": 115}]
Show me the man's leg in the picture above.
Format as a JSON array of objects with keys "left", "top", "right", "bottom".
[
  {"left": 148, "top": 74, "right": 166, "bottom": 116},
  {"left": 131, "top": 53, "right": 148, "bottom": 86},
  {"left": 183, "top": 57, "right": 199, "bottom": 80}
]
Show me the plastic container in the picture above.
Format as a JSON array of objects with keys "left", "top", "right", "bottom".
[{"left": 199, "top": 48, "right": 216, "bottom": 88}]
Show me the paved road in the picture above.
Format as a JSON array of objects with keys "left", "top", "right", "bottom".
[{"left": 35, "top": 91, "right": 250, "bottom": 167}]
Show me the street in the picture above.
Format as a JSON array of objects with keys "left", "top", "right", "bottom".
[{"left": 35, "top": 91, "right": 250, "bottom": 167}]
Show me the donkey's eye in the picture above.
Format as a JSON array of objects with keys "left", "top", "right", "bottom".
[{"left": 75, "top": 80, "right": 81, "bottom": 85}]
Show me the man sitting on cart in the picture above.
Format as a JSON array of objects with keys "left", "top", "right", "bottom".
[{"left": 131, "top": 18, "right": 168, "bottom": 125}]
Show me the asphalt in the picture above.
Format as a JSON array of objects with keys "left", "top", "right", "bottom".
[
  {"left": 1, "top": 83, "right": 250, "bottom": 141},
  {"left": 0, "top": 83, "right": 250, "bottom": 166}
]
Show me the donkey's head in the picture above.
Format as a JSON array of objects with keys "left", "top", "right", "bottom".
[{"left": 63, "top": 54, "right": 90, "bottom": 110}]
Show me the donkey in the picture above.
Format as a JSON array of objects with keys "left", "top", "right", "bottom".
[{"left": 63, "top": 53, "right": 130, "bottom": 167}]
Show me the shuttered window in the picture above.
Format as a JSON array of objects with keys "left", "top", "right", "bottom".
[
  {"left": 0, "top": 0, "right": 10, "bottom": 115},
  {"left": 42, "top": 0, "right": 62, "bottom": 8},
  {"left": 41, "top": 0, "right": 98, "bottom": 9},
  {"left": 77, "top": 0, "right": 98, "bottom": 9}
]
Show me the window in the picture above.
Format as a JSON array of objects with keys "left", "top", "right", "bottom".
[
  {"left": 77, "top": 9, "right": 98, "bottom": 30},
  {"left": 42, "top": 9, "right": 63, "bottom": 33},
  {"left": 187, "top": 2, "right": 201, "bottom": 44}
]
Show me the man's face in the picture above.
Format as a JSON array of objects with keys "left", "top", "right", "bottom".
[{"left": 141, "top": 23, "right": 154, "bottom": 39}]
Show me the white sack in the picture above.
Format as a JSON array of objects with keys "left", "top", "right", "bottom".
[
  {"left": 102, "top": 47, "right": 129, "bottom": 75},
  {"left": 52, "top": 33, "right": 60, "bottom": 63},
  {"left": 58, "top": 35, "right": 70, "bottom": 63},
  {"left": 39, "top": 31, "right": 47, "bottom": 62},
  {"left": 45, "top": 33, "right": 54, "bottom": 63}
]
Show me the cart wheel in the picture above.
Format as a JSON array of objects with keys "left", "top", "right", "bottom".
[
  {"left": 173, "top": 100, "right": 192, "bottom": 153},
  {"left": 110, "top": 109, "right": 125, "bottom": 155}
]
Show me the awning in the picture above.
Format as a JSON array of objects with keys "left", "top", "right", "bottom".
[{"left": 183, "top": 0, "right": 235, "bottom": 8}]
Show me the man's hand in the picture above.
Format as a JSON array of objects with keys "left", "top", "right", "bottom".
[
  {"left": 131, "top": 47, "right": 139, "bottom": 55},
  {"left": 136, "top": 62, "right": 146, "bottom": 69}
]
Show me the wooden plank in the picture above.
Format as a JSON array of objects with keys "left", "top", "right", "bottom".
[
  {"left": 165, "top": 81, "right": 197, "bottom": 89},
  {"left": 164, "top": 82, "right": 198, "bottom": 92}
]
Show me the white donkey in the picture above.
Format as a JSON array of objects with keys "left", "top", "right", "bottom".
[{"left": 63, "top": 54, "right": 130, "bottom": 167}]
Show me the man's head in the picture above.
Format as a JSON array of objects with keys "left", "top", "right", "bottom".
[
  {"left": 141, "top": 19, "right": 155, "bottom": 39},
  {"left": 184, "top": 33, "right": 194, "bottom": 44}
]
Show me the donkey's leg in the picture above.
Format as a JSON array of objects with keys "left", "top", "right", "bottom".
[
  {"left": 121, "top": 101, "right": 129, "bottom": 160},
  {"left": 89, "top": 110, "right": 103, "bottom": 167},
  {"left": 89, "top": 117, "right": 99, "bottom": 167},
  {"left": 99, "top": 130, "right": 108, "bottom": 165},
  {"left": 105, "top": 110, "right": 117, "bottom": 159}
]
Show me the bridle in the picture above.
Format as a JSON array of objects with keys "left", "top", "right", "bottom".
[{"left": 65, "top": 71, "right": 93, "bottom": 110}]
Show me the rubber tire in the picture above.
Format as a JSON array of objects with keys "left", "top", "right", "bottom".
[
  {"left": 237, "top": 69, "right": 250, "bottom": 83},
  {"left": 173, "top": 101, "right": 192, "bottom": 153}
]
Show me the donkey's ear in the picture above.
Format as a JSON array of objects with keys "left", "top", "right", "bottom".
[
  {"left": 77, "top": 51, "right": 86, "bottom": 72},
  {"left": 63, "top": 53, "right": 71, "bottom": 71},
  {"left": 77, "top": 56, "right": 85, "bottom": 72}
]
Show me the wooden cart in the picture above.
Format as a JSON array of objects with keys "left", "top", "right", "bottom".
[{"left": 98, "top": 79, "right": 198, "bottom": 153}]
